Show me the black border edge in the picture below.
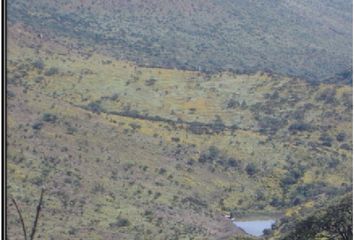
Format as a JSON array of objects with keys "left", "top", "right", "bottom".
[{"left": 2, "top": 0, "right": 6, "bottom": 239}]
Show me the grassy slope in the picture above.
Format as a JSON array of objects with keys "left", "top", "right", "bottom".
[
  {"left": 7, "top": 24, "right": 352, "bottom": 239},
  {"left": 8, "top": 0, "right": 352, "bottom": 81}
]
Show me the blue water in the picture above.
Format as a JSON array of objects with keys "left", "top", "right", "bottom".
[{"left": 233, "top": 219, "right": 275, "bottom": 237}]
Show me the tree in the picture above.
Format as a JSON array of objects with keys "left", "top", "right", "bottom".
[{"left": 10, "top": 188, "right": 45, "bottom": 240}]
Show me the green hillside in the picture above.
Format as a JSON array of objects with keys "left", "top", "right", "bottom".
[
  {"left": 7, "top": 21, "right": 352, "bottom": 239},
  {"left": 6, "top": 0, "right": 353, "bottom": 239}
]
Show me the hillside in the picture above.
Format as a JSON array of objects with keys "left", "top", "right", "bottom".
[
  {"left": 271, "top": 193, "right": 352, "bottom": 240},
  {"left": 6, "top": 20, "right": 352, "bottom": 239},
  {"left": 8, "top": 0, "right": 352, "bottom": 81}
]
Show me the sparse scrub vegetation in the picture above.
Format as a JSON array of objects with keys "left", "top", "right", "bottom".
[
  {"left": 7, "top": 4, "right": 352, "bottom": 238},
  {"left": 44, "top": 67, "right": 59, "bottom": 76}
]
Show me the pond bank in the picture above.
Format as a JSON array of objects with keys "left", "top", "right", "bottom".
[
  {"left": 233, "top": 219, "right": 275, "bottom": 237},
  {"left": 225, "top": 213, "right": 282, "bottom": 237}
]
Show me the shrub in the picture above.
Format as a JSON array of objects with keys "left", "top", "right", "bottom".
[
  {"left": 227, "top": 158, "right": 239, "bottom": 168},
  {"left": 336, "top": 132, "right": 346, "bottom": 142},
  {"left": 263, "top": 228, "right": 272, "bottom": 236},
  {"left": 340, "top": 143, "right": 351, "bottom": 151},
  {"left": 44, "top": 67, "right": 59, "bottom": 76},
  {"left": 288, "top": 122, "right": 313, "bottom": 133},
  {"left": 34, "top": 76, "right": 44, "bottom": 83},
  {"left": 255, "top": 189, "right": 266, "bottom": 201},
  {"left": 211, "top": 115, "right": 225, "bottom": 133},
  {"left": 281, "top": 175, "right": 297, "bottom": 187},
  {"left": 129, "top": 123, "right": 141, "bottom": 130},
  {"left": 316, "top": 88, "right": 336, "bottom": 104},
  {"left": 270, "top": 197, "right": 284, "bottom": 207},
  {"left": 291, "top": 109, "right": 305, "bottom": 121},
  {"left": 181, "top": 196, "right": 208, "bottom": 209},
  {"left": 145, "top": 78, "right": 157, "bottom": 86},
  {"left": 258, "top": 115, "right": 287, "bottom": 134},
  {"left": 32, "top": 122, "right": 43, "bottom": 130},
  {"left": 33, "top": 59, "right": 44, "bottom": 70},
  {"left": 66, "top": 126, "right": 77, "bottom": 135},
  {"left": 188, "top": 122, "right": 210, "bottom": 135},
  {"left": 87, "top": 101, "right": 103, "bottom": 113},
  {"left": 281, "top": 166, "right": 304, "bottom": 189},
  {"left": 198, "top": 146, "right": 220, "bottom": 163},
  {"left": 327, "top": 158, "right": 340, "bottom": 169},
  {"left": 226, "top": 99, "right": 239, "bottom": 109},
  {"left": 110, "top": 93, "right": 119, "bottom": 101},
  {"left": 158, "top": 168, "right": 166, "bottom": 175},
  {"left": 319, "top": 133, "right": 333, "bottom": 147},
  {"left": 110, "top": 217, "right": 130, "bottom": 228},
  {"left": 154, "top": 192, "right": 161, "bottom": 199},
  {"left": 245, "top": 163, "right": 257, "bottom": 176},
  {"left": 42, "top": 113, "right": 57, "bottom": 123}
]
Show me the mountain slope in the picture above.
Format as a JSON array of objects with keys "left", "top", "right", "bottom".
[
  {"left": 8, "top": 0, "right": 353, "bottom": 81},
  {"left": 7, "top": 23, "right": 352, "bottom": 239}
]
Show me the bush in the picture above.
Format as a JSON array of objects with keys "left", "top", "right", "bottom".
[
  {"left": 110, "top": 217, "right": 130, "bottom": 228},
  {"left": 66, "top": 126, "right": 77, "bottom": 135},
  {"left": 129, "top": 123, "right": 141, "bottom": 130},
  {"left": 319, "top": 133, "right": 333, "bottom": 147},
  {"left": 188, "top": 122, "right": 210, "bottom": 135},
  {"left": 245, "top": 163, "right": 257, "bottom": 176},
  {"left": 87, "top": 101, "right": 103, "bottom": 113},
  {"left": 109, "top": 93, "right": 119, "bottom": 101},
  {"left": 42, "top": 113, "right": 57, "bottom": 123},
  {"left": 34, "top": 76, "right": 44, "bottom": 83},
  {"left": 281, "top": 194, "right": 352, "bottom": 240},
  {"left": 44, "top": 67, "right": 59, "bottom": 76},
  {"left": 145, "top": 78, "right": 157, "bottom": 86},
  {"left": 211, "top": 115, "right": 225, "bottom": 133},
  {"left": 198, "top": 146, "right": 220, "bottom": 163},
  {"left": 281, "top": 166, "right": 304, "bottom": 189},
  {"left": 316, "top": 88, "right": 336, "bottom": 104},
  {"left": 226, "top": 99, "right": 239, "bottom": 109},
  {"left": 327, "top": 158, "right": 340, "bottom": 169},
  {"left": 181, "top": 196, "right": 208, "bottom": 209},
  {"left": 32, "top": 59, "right": 44, "bottom": 70},
  {"left": 171, "top": 137, "right": 180, "bottom": 142},
  {"left": 255, "top": 189, "right": 266, "bottom": 201},
  {"left": 263, "top": 228, "right": 272, "bottom": 236},
  {"left": 336, "top": 132, "right": 346, "bottom": 142},
  {"left": 270, "top": 197, "right": 284, "bottom": 207},
  {"left": 158, "top": 168, "right": 166, "bottom": 175},
  {"left": 32, "top": 122, "right": 43, "bottom": 130},
  {"left": 340, "top": 143, "right": 352, "bottom": 151},
  {"left": 281, "top": 175, "right": 297, "bottom": 187},
  {"left": 257, "top": 115, "right": 287, "bottom": 134},
  {"left": 227, "top": 158, "right": 239, "bottom": 168},
  {"left": 288, "top": 122, "right": 313, "bottom": 133}
]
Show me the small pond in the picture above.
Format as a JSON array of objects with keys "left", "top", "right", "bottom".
[{"left": 233, "top": 219, "right": 275, "bottom": 237}]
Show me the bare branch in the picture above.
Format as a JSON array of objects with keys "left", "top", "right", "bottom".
[
  {"left": 29, "top": 188, "right": 45, "bottom": 240},
  {"left": 11, "top": 198, "right": 28, "bottom": 240}
]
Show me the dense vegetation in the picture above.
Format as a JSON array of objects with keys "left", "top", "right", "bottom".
[{"left": 274, "top": 194, "right": 352, "bottom": 240}]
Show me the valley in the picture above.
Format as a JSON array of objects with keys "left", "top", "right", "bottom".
[
  {"left": 6, "top": 1, "right": 353, "bottom": 239},
  {"left": 7, "top": 23, "right": 352, "bottom": 239}
]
